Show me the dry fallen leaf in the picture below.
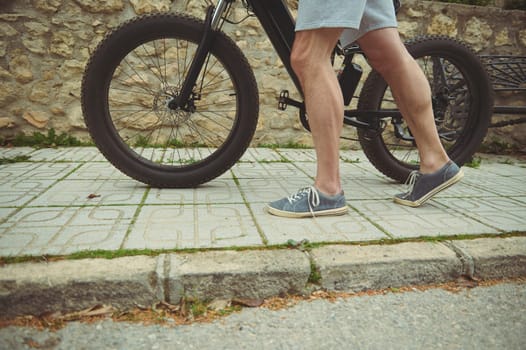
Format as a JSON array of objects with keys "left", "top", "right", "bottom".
[
  {"left": 232, "top": 298, "right": 264, "bottom": 307},
  {"left": 154, "top": 300, "right": 180, "bottom": 313},
  {"left": 61, "top": 304, "right": 115, "bottom": 321}
]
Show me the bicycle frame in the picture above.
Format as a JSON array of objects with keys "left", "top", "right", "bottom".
[
  {"left": 244, "top": 0, "right": 402, "bottom": 130},
  {"left": 174, "top": 0, "right": 401, "bottom": 132},
  {"left": 245, "top": 0, "right": 301, "bottom": 92},
  {"left": 173, "top": 0, "right": 299, "bottom": 105}
]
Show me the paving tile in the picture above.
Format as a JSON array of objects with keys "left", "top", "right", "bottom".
[
  {"left": 0, "top": 163, "right": 37, "bottom": 181},
  {"left": 124, "top": 204, "right": 262, "bottom": 250},
  {"left": 195, "top": 205, "right": 262, "bottom": 246},
  {"left": 460, "top": 166, "right": 499, "bottom": 178},
  {"left": 47, "top": 225, "right": 129, "bottom": 255},
  {"left": 353, "top": 161, "right": 392, "bottom": 177},
  {"left": 340, "top": 149, "right": 370, "bottom": 162},
  {"left": 232, "top": 162, "right": 311, "bottom": 180},
  {"left": 463, "top": 174, "right": 525, "bottom": 196},
  {"left": 277, "top": 149, "right": 317, "bottom": 162},
  {"left": 28, "top": 147, "right": 100, "bottom": 162},
  {"left": 250, "top": 203, "right": 389, "bottom": 245},
  {"left": 29, "top": 179, "right": 147, "bottom": 207},
  {"left": 0, "top": 147, "right": 35, "bottom": 158},
  {"left": 341, "top": 161, "right": 383, "bottom": 178},
  {"left": 343, "top": 178, "right": 398, "bottom": 200},
  {"left": 260, "top": 162, "right": 311, "bottom": 178},
  {"left": 2, "top": 208, "right": 77, "bottom": 228},
  {"left": 0, "top": 179, "right": 55, "bottom": 207},
  {"left": 1, "top": 206, "right": 136, "bottom": 228},
  {"left": 435, "top": 197, "right": 526, "bottom": 232},
  {"left": 230, "top": 162, "right": 268, "bottom": 179},
  {"left": 434, "top": 182, "right": 501, "bottom": 198},
  {"left": 0, "top": 226, "right": 57, "bottom": 257},
  {"left": 65, "top": 162, "right": 130, "bottom": 180},
  {"left": 129, "top": 148, "right": 165, "bottom": 163},
  {"left": 0, "top": 206, "right": 136, "bottom": 256},
  {"left": 18, "top": 163, "right": 80, "bottom": 180},
  {"left": 158, "top": 147, "right": 219, "bottom": 165},
  {"left": 0, "top": 162, "right": 78, "bottom": 181},
  {"left": 240, "top": 148, "right": 282, "bottom": 162},
  {"left": 369, "top": 174, "right": 499, "bottom": 200},
  {"left": 0, "top": 224, "right": 129, "bottom": 256},
  {"left": 238, "top": 177, "right": 314, "bottom": 203},
  {"left": 439, "top": 196, "right": 526, "bottom": 213},
  {"left": 478, "top": 163, "right": 526, "bottom": 177},
  {"left": 299, "top": 161, "right": 380, "bottom": 180},
  {"left": 145, "top": 179, "right": 243, "bottom": 205},
  {"left": 349, "top": 199, "right": 498, "bottom": 238},
  {"left": 0, "top": 208, "right": 17, "bottom": 223},
  {"left": 68, "top": 206, "right": 137, "bottom": 226}
]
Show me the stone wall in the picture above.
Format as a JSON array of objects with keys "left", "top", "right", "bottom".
[{"left": 0, "top": 0, "right": 525, "bottom": 149}]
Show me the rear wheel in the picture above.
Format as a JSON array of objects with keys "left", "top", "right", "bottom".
[
  {"left": 357, "top": 36, "right": 493, "bottom": 183},
  {"left": 81, "top": 13, "right": 259, "bottom": 187}
]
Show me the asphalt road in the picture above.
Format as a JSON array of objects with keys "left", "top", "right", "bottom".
[{"left": 1, "top": 282, "right": 525, "bottom": 350}]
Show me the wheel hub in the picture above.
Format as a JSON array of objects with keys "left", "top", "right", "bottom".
[{"left": 152, "top": 86, "right": 193, "bottom": 126}]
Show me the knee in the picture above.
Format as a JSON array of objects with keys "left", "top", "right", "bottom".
[
  {"left": 367, "top": 54, "right": 397, "bottom": 77},
  {"left": 290, "top": 47, "right": 310, "bottom": 82},
  {"left": 367, "top": 49, "right": 414, "bottom": 79}
]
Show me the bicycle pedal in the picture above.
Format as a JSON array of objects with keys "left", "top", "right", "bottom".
[{"left": 278, "top": 90, "right": 289, "bottom": 111}]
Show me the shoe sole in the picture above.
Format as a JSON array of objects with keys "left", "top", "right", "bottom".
[
  {"left": 266, "top": 205, "right": 349, "bottom": 218},
  {"left": 393, "top": 169, "right": 464, "bottom": 208}
]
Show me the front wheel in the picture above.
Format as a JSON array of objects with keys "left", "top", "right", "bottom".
[
  {"left": 81, "top": 13, "right": 259, "bottom": 188},
  {"left": 357, "top": 36, "right": 493, "bottom": 183}
]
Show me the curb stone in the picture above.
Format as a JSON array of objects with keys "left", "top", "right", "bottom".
[
  {"left": 165, "top": 249, "right": 311, "bottom": 303},
  {"left": 0, "top": 239, "right": 525, "bottom": 318},
  {"left": 446, "top": 237, "right": 526, "bottom": 279},
  {"left": 309, "top": 242, "right": 462, "bottom": 292},
  {"left": 0, "top": 256, "right": 162, "bottom": 318}
]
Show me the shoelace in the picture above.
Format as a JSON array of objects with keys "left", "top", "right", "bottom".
[
  {"left": 404, "top": 170, "right": 421, "bottom": 194},
  {"left": 287, "top": 186, "right": 320, "bottom": 216}
]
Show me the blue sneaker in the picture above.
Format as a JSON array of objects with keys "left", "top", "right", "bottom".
[
  {"left": 267, "top": 186, "right": 348, "bottom": 218},
  {"left": 394, "top": 161, "right": 464, "bottom": 207}
]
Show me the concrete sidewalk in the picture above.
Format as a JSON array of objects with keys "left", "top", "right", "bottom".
[{"left": 1, "top": 147, "right": 525, "bottom": 317}]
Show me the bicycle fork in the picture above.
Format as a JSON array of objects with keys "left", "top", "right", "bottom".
[{"left": 168, "top": 0, "right": 232, "bottom": 111}]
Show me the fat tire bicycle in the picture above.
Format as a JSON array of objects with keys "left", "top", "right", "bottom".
[{"left": 81, "top": 0, "right": 494, "bottom": 187}]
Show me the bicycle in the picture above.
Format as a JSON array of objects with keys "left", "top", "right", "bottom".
[{"left": 81, "top": 0, "right": 493, "bottom": 188}]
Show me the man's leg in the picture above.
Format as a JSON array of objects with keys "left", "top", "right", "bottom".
[
  {"left": 357, "top": 28, "right": 450, "bottom": 174},
  {"left": 291, "top": 28, "right": 344, "bottom": 195},
  {"left": 266, "top": 28, "right": 348, "bottom": 218},
  {"left": 357, "top": 27, "right": 463, "bottom": 207}
]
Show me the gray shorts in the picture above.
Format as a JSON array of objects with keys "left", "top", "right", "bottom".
[{"left": 295, "top": 0, "right": 398, "bottom": 47}]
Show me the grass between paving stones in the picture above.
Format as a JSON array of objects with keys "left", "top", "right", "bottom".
[
  {"left": 464, "top": 157, "right": 482, "bottom": 168},
  {"left": 0, "top": 155, "right": 31, "bottom": 165},
  {"left": 1, "top": 231, "right": 524, "bottom": 266},
  {"left": 257, "top": 142, "right": 312, "bottom": 149}
]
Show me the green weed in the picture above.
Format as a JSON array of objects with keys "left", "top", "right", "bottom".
[
  {"left": 308, "top": 260, "right": 322, "bottom": 285},
  {"left": 465, "top": 157, "right": 482, "bottom": 168},
  {"left": 258, "top": 141, "right": 310, "bottom": 149},
  {"left": 0, "top": 155, "right": 31, "bottom": 165},
  {"left": 7, "top": 129, "right": 88, "bottom": 148}
]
